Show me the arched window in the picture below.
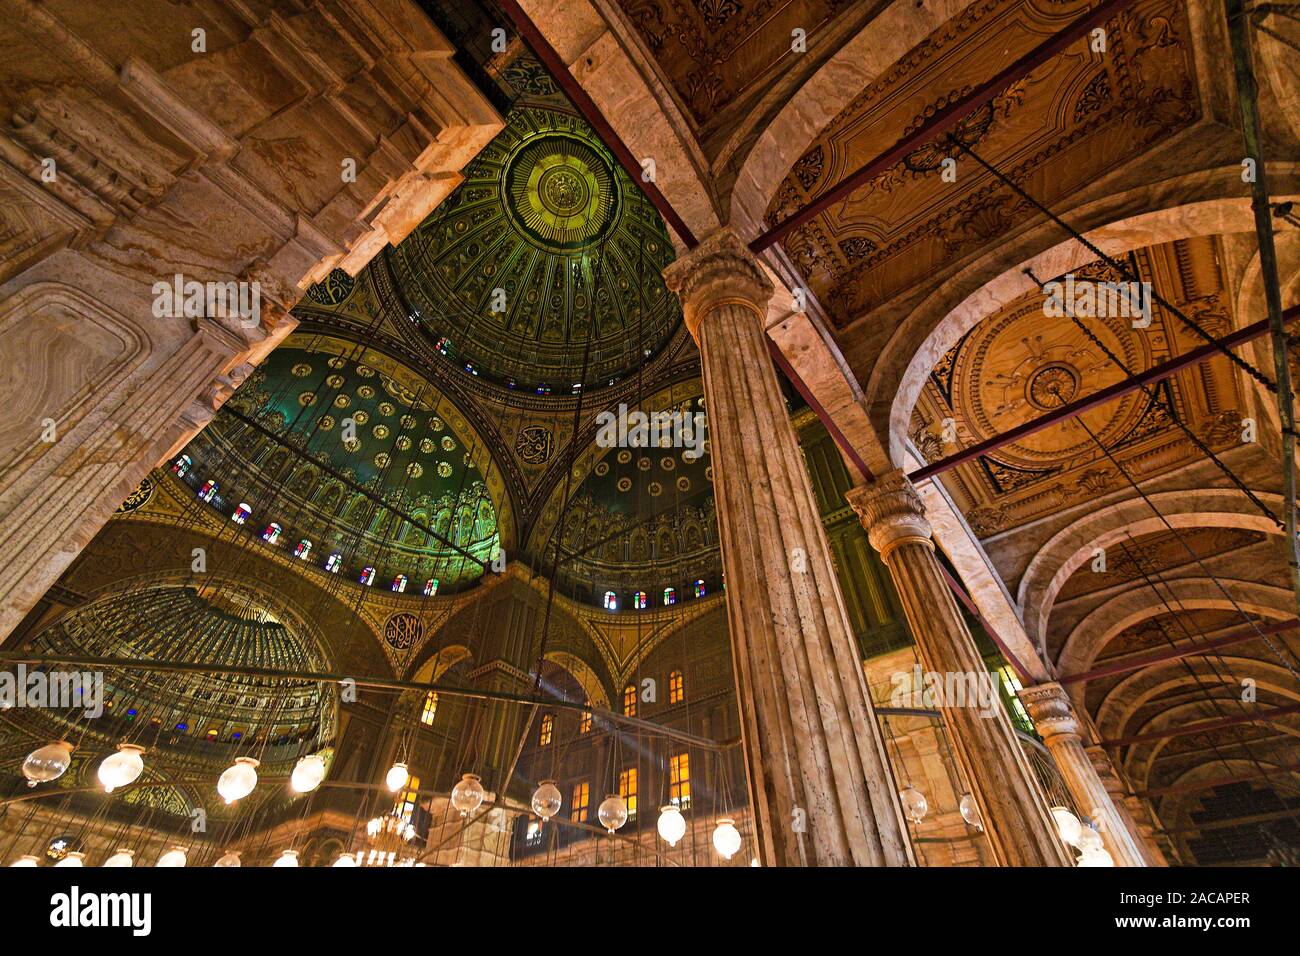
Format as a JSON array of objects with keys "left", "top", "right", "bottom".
[
  {"left": 325, "top": 553, "right": 342, "bottom": 574},
  {"left": 633, "top": 591, "right": 647, "bottom": 609},
  {"left": 198, "top": 480, "right": 218, "bottom": 502},
  {"left": 294, "top": 539, "right": 312, "bottom": 559},
  {"left": 579, "top": 707, "right": 592, "bottom": 735},
  {"left": 669, "top": 670, "right": 684, "bottom": 704},
  {"left": 423, "top": 578, "right": 439, "bottom": 597},
  {"left": 420, "top": 691, "right": 438, "bottom": 726},
  {"left": 662, "top": 587, "right": 676, "bottom": 606},
  {"left": 391, "top": 574, "right": 408, "bottom": 593},
  {"left": 622, "top": 684, "right": 637, "bottom": 717},
  {"left": 262, "top": 522, "right": 281, "bottom": 544},
  {"left": 172, "top": 454, "right": 191, "bottom": 477},
  {"left": 538, "top": 713, "right": 553, "bottom": 746},
  {"left": 619, "top": 767, "right": 637, "bottom": 820},
  {"left": 669, "top": 752, "right": 691, "bottom": 808},
  {"left": 603, "top": 591, "right": 618, "bottom": 611},
  {"left": 693, "top": 579, "right": 706, "bottom": 598},
  {"left": 359, "top": 567, "right": 375, "bottom": 586},
  {"left": 231, "top": 503, "right": 251, "bottom": 524}
]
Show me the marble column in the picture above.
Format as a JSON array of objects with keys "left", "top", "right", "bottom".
[
  {"left": 663, "top": 228, "right": 913, "bottom": 867},
  {"left": 847, "top": 470, "right": 1071, "bottom": 866},
  {"left": 1085, "top": 743, "right": 1170, "bottom": 866},
  {"left": 1019, "top": 682, "right": 1149, "bottom": 866}
]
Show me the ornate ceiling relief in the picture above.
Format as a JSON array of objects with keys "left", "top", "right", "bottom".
[
  {"left": 763, "top": 0, "right": 1201, "bottom": 332},
  {"left": 911, "top": 238, "right": 1246, "bottom": 536}
]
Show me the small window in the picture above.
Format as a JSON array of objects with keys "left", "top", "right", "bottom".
[
  {"left": 392, "top": 574, "right": 408, "bottom": 593},
  {"left": 231, "top": 503, "right": 251, "bottom": 524},
  {"left": 668, "top": 670, "right": 684, "bottom": 705},
  {"left": 325, "top": 553, "right": 342, "bottom": 574},
  {"left": 669, "top": 752, "right": 690, "bottom": 809},
  {"left": 619, "top": 767, "right": 638, "bottom": 820},
  {"left": 262, "top": 522, "right": 281, "bottom": 544},
  {"left": 294, "top": 539, "right": 312, "bottom": 559},
  {"left": 396, "top": 774, "right": 421, "bottom": 825},
  {"left": 579, "top": 708, "right": 592, "bottom": 735},
  {"left": 622, "top": 684, "right": 637, "bottom": 718},
  {"left": 693, "top": 579, "right": 706, "bottom": 598},
  {"left": 198, "top": 480, "right": 218, "bottom": 502},
  {"left": 570, "top": 782, "right": 589, "bottom": 823},
  {"left": 423, "top": 578, "right": 439, "bottom": 597},
  {"left": 633, "top": 591, "right": 647, "bottom": 610},
  {"left": 525, "top": 818, "right": 543, "bottom": 846},
  {"left": 539, "top": 713, "right": 553, "bottom": 746},
  {"left": 359, "top": 567, "right": 375, "bottom": 586},
  {"left": 603, "top": 590, "right": 618, "bottom": 610},
  {"left": 420, "top": 691, "right": 438, "bottom": 726},
  {"left": 662, "top": 587, "right": 676, "bottom": 606},
  {"left": 172, "top": 455, "right": 191, "bottom": 477}
]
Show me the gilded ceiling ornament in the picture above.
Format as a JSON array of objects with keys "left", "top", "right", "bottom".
[
  {"left": 378, "top": 402, "right": 395, "bottom": 416},
  {"left": 291, "top": 363, "right": 312, "bottom": 377},
  {"left": 383, "top": 612, "right": 423, "bottom": 650},
  {"left": 514, "top": 424, "right": 553, "bottom": 464},
  {"left": 441, "top": 436, "right": 457, "bottom": 452},
  {"left": 372, "top": 424, "right": 390, "bottom": 440},
  {"left": 115, "top": 476, "right": 154, "bottom": 514},
  {"left": 437, "top": 462, "right": 453, "bottom": 478},
  {"left": 352, "top": 410, "right": 369, "bottom": 425}
]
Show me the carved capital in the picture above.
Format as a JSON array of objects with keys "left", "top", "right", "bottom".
[
  {"left": 1019, "top": 682, "right": 1082, "bottom": 743},
  {"left": 662, "top": 227, "right": 774, "bottom": 341},
  {"left": 845, "top": 469, "right": 932, "bottom": 559}
]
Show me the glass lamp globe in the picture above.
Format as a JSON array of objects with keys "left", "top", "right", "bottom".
[
  {"left": 1077, "top": 845, "right": 1114, "bottom": 867},
  {"left": 450, "top": 773, "right": 485, "bottom": 816},
  {"left": 530, "top": 780, "right": 562, "bottom": 820},
  {"left": 54, "top": 852, "right": 85, "bottom": 868},
  {"left": 332, "top": 852, "right": 358, "bottom": 868},
  {"left": 155, "top": 847, "right": 187, "bottom": 868},
  {"left": 9, "top": 855, "right": 39, "bottom": 867},
  {"left": 98, "top": 743, "right": 145, "bottom": 793},
  {"left": 290, "top": 754, "right": 326, "bottom": 794},
  {"left": 1075, "top": 824, "right": 1103, "bottom": 853},
  {"left": 103, "top": 849, "right": 134, "bottom": 868},
  {"left": 22, "top": 741, "right": 73, "bottom": 787},
  {"left": 712, "top": 818, "right": 742, "bottom": 860},
  {"left": 273, "top": 850, "right": 300, "bottom": 868},
  {"left": 657, "top": 805, "right": 686, "bottom": 847},
  {"left": 217, "top": 757, "right": 259, "bottom": 804},
  {"left": 899, "top": 786, "right": 928, "bottom": 824},
  {"left": 385, "top": 762, "right": 410, "bottom": 793},
  {"left": 1050, "top": 806, "right": 1082, "bottom": 847},
  {"left": 213, "top": 851, "right": 241, "bottom": 868},
  {"left": 958, "top": 793, "right": 984, "bottom": 831},
  {"left": 597, "top": 794, "right": 628, "bottom": 833}
]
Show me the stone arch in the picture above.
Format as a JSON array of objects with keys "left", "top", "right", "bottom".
[
  {"left": 875, "top": 187, "right": 1290, "bottom": 466},
  {"left": 1018, "top": 489, "right": 1286, "bottom": 656},
  {"left": 544, "top": 650, "right": 611, "bottom": 711},
  {"left": 1056, "top": 577, "right": 1295, "bottom": 682}
]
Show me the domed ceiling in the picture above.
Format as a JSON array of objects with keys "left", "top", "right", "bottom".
[
  {"left": 182, "top": 339, "right": 502, "bottom": 589},
  {"left": 388, "top": 106, "right": 682, "bottom": 391}
]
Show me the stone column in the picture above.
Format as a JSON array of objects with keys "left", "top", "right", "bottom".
[
  {"left": 847, "top": 470, "right": 1070, "bottom": 866},
  {"left": 663, "top": 228, "right": 913, "bottom": 867},
  {"left": 1018, "top": 683, "right": 1149, "bottom": 866},
  {"left": 1085, "top": 743, "right": 1170, "bottom": 866}
]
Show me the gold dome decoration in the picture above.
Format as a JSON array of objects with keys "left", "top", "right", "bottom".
[
  {"left": 441, "top": 436, "right": 457, "bottom": 452},
  {"left": 400, "top": 415, "right": 417, "bottom": 430},
  {"left": 617, "top": 450, "right": 632, "bottom": 465},
  {"left": 374, "top": 453, "right": 391, "bottom": 469},
  {"left": 298, "top": 391, "right": 317, "bottom": 406},
  {"left": 594, "top": 461, "right": 609, "bottom": 476},
  {"left": 660, "top": 457, "right": 676, "bottom": 471},
  {"left": 406, "top": 463, "right": 423, "bottom": 478},
  {"left": 357, "top": 385, "right": 375, "bottom": 400},
  {"left": 327, "top": 356, "right": 346, "bottom": 369},
  {"left": 343, "top": 437, "right": 361, "bottom": 452},
  {"left": 637, "top": 457, "right": 652, "bottom": 471},
  {"left": 378, "top": 402, "right": 396, "bottom": 417},
  {"left": 356, "top": 365, "right": 375, "bottom": 378},
  {"left": 419, "top": 438, "right": 435, "bottom": 454},
  {"left": 291, "top": 363, "right": 312, "bottom": 377},
  {"left": 395, "top": 436, "right": 412, "bottom": 451},
  {"left": 352, "top": 410, "right": 369, "bottom": 425},
  {"left": 705, "top": 466, "right": 713, "bottom": 482},
  {"left": 648, "top": 481, "right": 662, "bottom": 497},
  {"left": 326, "top": 374, "right": 344, "bottom": 388},
  {"left": 437, "top": 461, "right": 453, "bottom": 478},
  {"left": 616, "top": 477, "right": 633, "bottom": 493},
  {"left": 429, "top": 417, "right": 445, "bottom": 432},
  {"left": 677, "top": 477, "right": 690, "bottom": 492},
  {"left": 332, "top": 394, "right": 350, "bottom": 409},
  {"left": 373, "top": 424, "right": 390, "bottom": 440},
  {"left": 318, "top": 415, "right": 336, "bottom": 431}
]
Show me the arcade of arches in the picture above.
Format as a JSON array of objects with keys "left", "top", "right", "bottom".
[{"left": 0, "top": 0, "right": 1296, "bottom": 868}]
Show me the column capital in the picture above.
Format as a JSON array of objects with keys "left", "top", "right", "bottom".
[
  {"left": 662, "top": 226, "right": 773, "bottom": 341},
  {"left": 845, "top": 469, "right": 933, "bottom": 559},
  {"left": 1018, "top": 681, "right": 1083, "bottom": 742}
]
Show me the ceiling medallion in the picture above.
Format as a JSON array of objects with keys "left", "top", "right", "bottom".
[
  {"left": 505, "top": 133, "right": 619, "bottom": 253},
  {"left": 1026, "top": 362, "right": 1081, "bottom": 410}
]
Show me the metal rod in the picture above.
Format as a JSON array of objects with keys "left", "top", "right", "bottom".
[
  {"left": 749, "top": 0, "right": 1136, "bottom": 253},
  {"left": 1137, "top": 760, "right": 1300, "bottom": 798},
  {"left": 1100, "top": 701, "right": 1300, "bottom": 747},
  {"left": 910, "top": 308, "right": 1300, "bottom": 483},
  {"left": 1226, "top": 0, "right": 1300, "bottom": 620},
  {"left": 1059, "top": 619, "right": 1299, "bottom": 685}
]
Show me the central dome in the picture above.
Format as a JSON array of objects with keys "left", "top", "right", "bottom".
[{"left": 389, "top": 107, "right": 682, "bottom": 391}]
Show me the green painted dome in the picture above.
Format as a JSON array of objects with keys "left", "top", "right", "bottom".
[{"left": 390, "top": 107, "right": 682, "bottom": 391}]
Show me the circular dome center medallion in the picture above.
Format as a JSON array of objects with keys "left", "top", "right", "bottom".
[
  {"left": 1026, "top": 363, "right": 1080, "bottom": 410},
  {"left": 505, "top": 133, "right": 618, "bottom": 252}
]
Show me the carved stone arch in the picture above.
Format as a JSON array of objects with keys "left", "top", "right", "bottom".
[
  {"left": 1056, "top": 577, "right": 1295, "bottom": 688},
  {"left": 544, "top": 650, "right": 612, "bottom": 711},
  {"left": 1018, "top": 489, "right": 1286, "bottom": 656}
]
